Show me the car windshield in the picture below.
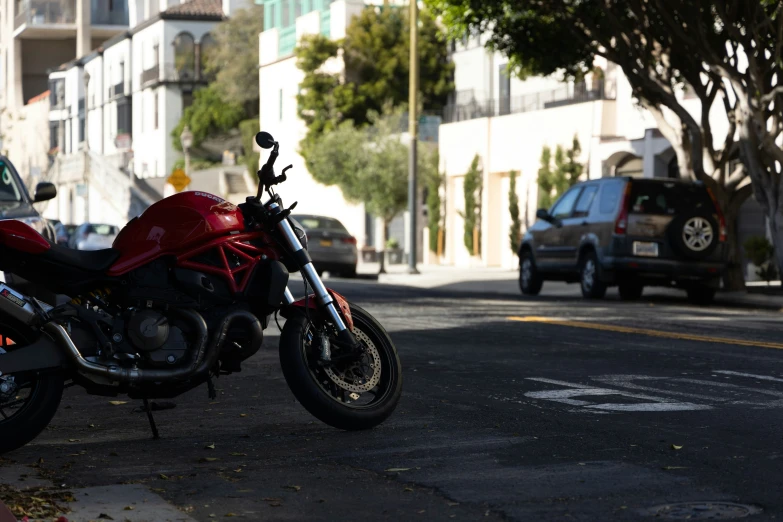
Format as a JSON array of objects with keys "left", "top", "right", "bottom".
[
  {"left": 87, "top": 224, "right": 119, "bottom": 236},
  {"left": 629, "top": 182, "right": 715, "bottom": 215},
  {"left": 0, "top": 162, "right": 23, "bottom": 203},
  {"left": 292, "top": 216, "right": 348, "bottom": 232}
]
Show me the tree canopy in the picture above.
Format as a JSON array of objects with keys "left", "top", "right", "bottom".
[
  {"left": 203, "top": 5, "right": 264, "bottom": 113},
  {"left": 537, "top": 136, "right": 583, "bottom": 210},
  {"left": 295, "top": 5, "right": 454, "bottom": 164},
  {"left": 171, "top": 85, "right": 245, "bottom": 154}
]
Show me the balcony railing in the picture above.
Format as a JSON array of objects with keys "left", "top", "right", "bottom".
[
  {"left": 140, "top": 63, "right": 205, "bottom": 87},
  {"left": 15, "top": 0, "right": 76, "bottom": 29},
  {"left": 442, "top": 79, "right": 617, "bottom": 124},
  {"left": 91, "top": 7, "right": 128, "bottom": 26},
  {"left": 278, "top": 25, "right": 297, "bottom": 57}
]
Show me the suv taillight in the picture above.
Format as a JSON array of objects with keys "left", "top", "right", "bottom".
[
  {"left": 706, "top": 187, "right": 727, "bottom": 242},
  {"left": 614, "top": 182, "right": 633, "bottom": 235}
]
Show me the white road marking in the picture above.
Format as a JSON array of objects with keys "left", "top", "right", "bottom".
[
  {"left": 593, "top": 375, "right": 723, "bottom": 401},
  {"left": 714, "top": 370, "right": 783, "bottom": 383},
  {"left": 524, "top": 378, "right": 711, "bottom": 412}
]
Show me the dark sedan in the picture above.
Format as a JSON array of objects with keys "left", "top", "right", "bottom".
[{"left": 292, "top": 214, "right": 358, "bottom": 278}]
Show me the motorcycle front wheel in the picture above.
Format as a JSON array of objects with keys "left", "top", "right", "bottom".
[{"left": 279, "top": 303, "right": 402, "bottom": 430}]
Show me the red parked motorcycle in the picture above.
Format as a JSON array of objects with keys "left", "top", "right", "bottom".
[{"left": 0, "top": 131, "right": 402, "bottom": 454}]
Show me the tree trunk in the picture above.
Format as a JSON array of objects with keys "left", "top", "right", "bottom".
[
  {"left": 713, "top": 184, "right": 749, "bottom": 291},
  {"left": 770, "top": 216, "right": 783, "bottom": 283}
]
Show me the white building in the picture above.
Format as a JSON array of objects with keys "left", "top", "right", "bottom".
[
  {"left": 258, "top": 0, "right": 413, "bottom": 251},
  {"left": 44, "top": 0, "right": 252, "bottom": 227},
  {"left": 0, "top": 0, "right": 129, "bottom": 183},
  {"left": 437, "top": 33, "right": 765, "bottom": 272}
]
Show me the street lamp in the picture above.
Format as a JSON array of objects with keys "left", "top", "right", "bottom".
[
  {"left": 407, "top": 0, "right": 419, "bottom": 274},
  {"left": 180, "top": 125, "right": 193, "bottom": 176}
]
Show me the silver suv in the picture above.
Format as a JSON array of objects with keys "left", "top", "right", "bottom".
[{"left": 518, "top": 178, "right": 727, "bottom": 305}]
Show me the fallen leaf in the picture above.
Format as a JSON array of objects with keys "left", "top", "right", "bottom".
[
  {"left": 151, "top": 488, "right": 166, "bottom": 493},
  {"left": 109, "top": 401, "right": 128, "bottom": 406},
  {"left": 418, "top": 510, "right": 426, "bottom": 514},
  {"left": 159, "top": 474, "right": 169, "bottom": 480},
  {"left": 88, "top": 424, "right": 95, "bottom": 428},
  {"left": 447, "top": 502, "right": 460, "bottom": 507},
  {"left": 98, "top": 515, "right": 114, "bottom": 520},
  {"left": 671, "top": 444, "right": 683, "bottom": 450},
  {"left": 239, "top": 414, "right": 248, "bottom": 418},
  {"left": 385, "top": 468, "right": 410, "bottom": 472},
  {"left": 225, "top": 513, "right": 237, "bottom": 518},
  {"left": 577, "top": 463, "right": 586, "bottom": 466},
  {"left": 205, "top": 443, "right": 216, "bottom": 450},
  {"left": 230, "top": 453, "right": 247, "bottom": 457},
  {"left": 662, "top": 466, "right": 688, "bottom": 470},
  {"left": 67, "top": 439, "right": 80, "bottom": 443},
  {"left": 262, "top": 497, "right": 282, "bottom": 502},
  {"left": 124, "top": 506, "right": 134, "bottom": 511},
  {"left": 237, "top": 489, "right": 253, "bottom": 493},
  {"left": 233, "top": 468, "right": 243, "bottom": 473},
  {"left": 404, "top": 487, "right": 414, "bottom": 492},
  {"left": 284, "top": 485, "right": 301, "bottom": 491},
  {"left": 199, "top": 458, "right": 219, "bottom": 463}
]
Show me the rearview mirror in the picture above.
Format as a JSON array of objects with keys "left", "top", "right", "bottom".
[
  {"left": 33, "top": 182, "right": 57, "bottom": 202},
  {"left": 255, "top": 131, "right": 275, "bottom": 149},
  {"left": 536, "top": 208, "right": 551, "bottom": 221}
]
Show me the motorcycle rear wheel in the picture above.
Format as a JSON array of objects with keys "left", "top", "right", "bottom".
[
  {"left": 0, "top": 319, "right": 64, "bottom": 455},
  {"left": 279, "top": 304, "right": 402, "bottom": 430}
]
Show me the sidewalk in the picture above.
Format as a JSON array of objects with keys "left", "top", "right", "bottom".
[{"left": 353, "top": 262, "right": 783, "bottom": 311}]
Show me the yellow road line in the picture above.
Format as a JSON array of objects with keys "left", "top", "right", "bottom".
[{"left": 508, "top": 316, "right": 783, "bottom": 351}]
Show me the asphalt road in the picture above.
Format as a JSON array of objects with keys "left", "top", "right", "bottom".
[{"left": 4, "top": 280, "right": 783, "bottom": 521}]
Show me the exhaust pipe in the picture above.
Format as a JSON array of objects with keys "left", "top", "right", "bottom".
[
  {"left": 45, "top": 309, "right": 263, "bottom": 383},
  {"left": 0, "top": 280, "right": 264, "bottom": 382}
]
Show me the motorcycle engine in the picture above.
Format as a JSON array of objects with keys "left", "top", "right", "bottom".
[{"left": 126, "top": 309, "right": 189, "bottom": 367}]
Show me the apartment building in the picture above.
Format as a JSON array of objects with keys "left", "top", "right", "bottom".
[
  {"left": 0, "top": 0, "right": 129, "bottom": 183},
  {"left": 41, "top": 0, "right": 250, "bottom": 227},
  {"left": 437, "top": 33, "right": 765, "bottom": 272}
]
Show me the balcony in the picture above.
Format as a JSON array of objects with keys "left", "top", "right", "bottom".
[
  {"left": 15, "top": 0, "right": 76, "bottom": 30},
  {"left": 441, "top": 79, "right": 617, "bottom": 124},
  {"left": 140, "top": 63, "right": 205, "bottom": 87}
]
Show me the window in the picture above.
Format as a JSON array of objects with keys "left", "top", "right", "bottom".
[
  {"left": 182, "top": 90, "right": 194, "bottom": 110},
  {"left": 0, "top": 162, "right": 23, "bottom": 202},
  {"left": 498, "top": 64, "right": 510, "bottom": 115},
  {"left": 291, "top": 215, "right": 349, "bottom": 232},
  {"left": 154, "top": 89, "right": 158, "bottom": 130},
  {"left": 117, "top": 98, "right": 132, "bottom": 134},
  {"left": 152, "top": 43, "right": 159, "bottom": 66},
  {"left": 173, "top": 33, "right": 195, "bottom": 80},
  {"left": 599, "top": 182, "right": 623, "bottom": 214},
  {"left": 295, "top": 0, "right": 301, "bottom": 18},
  {"left": 550, "top": 187, "right": 581, "bottom": 218},
  {"left": 199, "top": 33, "right": 217, "bottom": 80},
  {"left": 49, "top": 121, "right": 58, "bottom": 151},
  {"left": 279, "top": 89, "right": 283, "bottom": 121},
  {"left": 282, "top": 0, "right": 290, "bottom": 26},
  {"left": 628, "top": 181, "right": 714, "bottom": 216},
  {"left": 573, "top": 185, "right": 598, "bottom": 217}
]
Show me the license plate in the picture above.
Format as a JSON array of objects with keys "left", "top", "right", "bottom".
[
  {"left": 320, "top": 240, "right": 333, "bottom": 247},
  {"left": 633, "top": 241, "right": 659, "bottom": 257}
]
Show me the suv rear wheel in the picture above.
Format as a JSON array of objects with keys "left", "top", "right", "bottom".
[
  {"left": 580, "top": 251, "right": 607, "bottom": 299},
  {"left": 686, "top": 285, "right": 716, "bottom": 306},
  {"left": 519, "top": 251, "right": 543, "bottom": 296},
  {"left": 618, "top": 282, "right": 644, "bottom": 301}
]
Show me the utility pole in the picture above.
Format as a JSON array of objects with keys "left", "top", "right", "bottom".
[{"left": 407, "top": 0, "right": 419, "bottom": 274}]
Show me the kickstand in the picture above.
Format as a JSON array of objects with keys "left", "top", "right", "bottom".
[
  {"left": 207, "top": 376, "right": 217, "bottom": 400},
  {"left": 143, "top": 398, "right": 160, "bottom": 440}
]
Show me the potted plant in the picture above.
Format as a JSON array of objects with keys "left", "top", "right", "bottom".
[{"left": 385, "top": 237, "right": 403, "bottom": 265}]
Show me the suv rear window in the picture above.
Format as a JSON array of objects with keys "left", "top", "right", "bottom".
[{"left": 629, "top": 181, "right": 715, "bottom": 215}]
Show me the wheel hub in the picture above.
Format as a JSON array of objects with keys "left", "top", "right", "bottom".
[
  {"left": 324, "top": 329, "right": 382, "bottom": 393},
  {"left": 0, "top": 376, "right": 16, "bottom": 402}
]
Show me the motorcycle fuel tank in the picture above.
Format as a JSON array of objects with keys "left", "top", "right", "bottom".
[{"left": 109, "top": 191, "right": 245, "bottom": 276}]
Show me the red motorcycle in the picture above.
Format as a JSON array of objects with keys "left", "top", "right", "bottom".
[{"left": 0, "top": 131, "right": 402, "bottom": 454}]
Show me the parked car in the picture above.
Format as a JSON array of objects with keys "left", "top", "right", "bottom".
[
  {"left": 69, "top": 223, "right": 120, "bottom": 251},
  {"left": 49, "top": 219, "right": 71, "bottom": 246},
  {"left": 518, "top": 177, "right": 727, "bottom": 305},
  {"left": 0, "top": 155, "right": 58, "bottom": 300},
  {"left": 291, "top": 214, "right": 358, "bottom": 277}
]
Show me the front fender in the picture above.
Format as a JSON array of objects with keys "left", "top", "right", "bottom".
[{"left": 280, "top": 288, "right": 354, "bottom": 331}]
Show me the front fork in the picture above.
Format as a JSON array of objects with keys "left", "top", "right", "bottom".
[{"left": 269, "top": 202, "right": 357, "bottom": 346}]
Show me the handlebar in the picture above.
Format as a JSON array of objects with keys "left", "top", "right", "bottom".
[{"left": 256, "top": 140, "right": 292, "bottom": 199}]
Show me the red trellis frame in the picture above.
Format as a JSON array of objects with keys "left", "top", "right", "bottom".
[{"left": 176, "top": 232, "right": 279, "bottom": 294}]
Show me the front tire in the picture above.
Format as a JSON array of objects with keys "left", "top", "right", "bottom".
[
  {"left": 279, "top": 304, "right": 402, "bottom": 431},
  {"left": 519, "top": 251, "right": 543, "bottom": 296},
  {"left": 0, "top": 320, "right": 64, "bottom": 455}
]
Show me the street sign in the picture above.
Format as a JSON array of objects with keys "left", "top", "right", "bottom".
[{"left": 168, "top": 168, "right": 191, "bottom": 193}]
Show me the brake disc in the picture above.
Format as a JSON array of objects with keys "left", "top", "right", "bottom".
[{"left": 324, "top": 328, "right": 382, "bottom": 393}]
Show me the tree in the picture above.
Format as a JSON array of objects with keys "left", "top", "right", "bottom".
[
  {"left": 203, "top": 5, "right": 264, "bottom": 115},
  {"left": 305, "top": 109, "right": 411, "bottom": 273},
  {"left": 170, "top": 85, "right": 245, "bottom": 156},
  {"left": 424, "top": 152, "right": 444, "bottom": 255},
  {"left": 508, "top": 170, "right": 522, "bottom": 254},
  {"left": 295, "top": 5, "right": 454, "bottom": 166},
  {"left": 537, "top": 136, "right": 583, "bottom": 209},
  {"left": 461, "top": 155, "right": 482, "bottom": 256},
  {"left": 425, "top": 0, "right": 753, "bottom": 289},
  {"left": 239, "top": 119, "right": 260, "bottom": 179}
]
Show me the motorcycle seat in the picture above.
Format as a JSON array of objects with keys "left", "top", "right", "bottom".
[{"left": 43, "top": 244, "right": 120, "bottom": 273}]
